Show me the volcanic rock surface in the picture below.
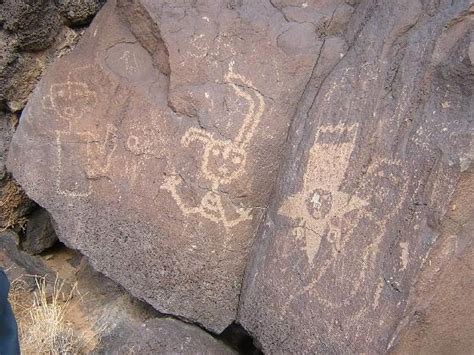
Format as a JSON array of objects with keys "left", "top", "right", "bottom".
[
  {"left": 7, "top": 0, "right": 474, "bottom": 352},
  {"left": 8, "top": 0, "right": 322, "bottom": 331},
  {"left": 238, "top": 0, "right": 473, "bottom": 353}
]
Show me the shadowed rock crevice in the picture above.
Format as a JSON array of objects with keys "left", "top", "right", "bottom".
[
  {"left": 116, "top": 0, "right": 170, "bottom": 76},
  {"left": 4, "top": 0, "right": 474, "bottom": 353},
  {"left": 217, "top": 322, "right": 263, "bottom": 355}
]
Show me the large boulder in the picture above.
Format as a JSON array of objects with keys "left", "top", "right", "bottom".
[
  {"left": 7, "top": 0, "right": 325, "bottom": 331},
  {"left": 100, "top": 317, "right": 236, "bottom": 354},
  {"left": 238, "top": 0, "right": 473, "bottom": 353},
  {"left": 0, "top": 0, "right": 103, "bottom": 232}
]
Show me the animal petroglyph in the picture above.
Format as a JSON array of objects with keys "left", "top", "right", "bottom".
[
  {"left": 279, "top": 123, "right": 365, "bottom": 263},
  {"left": 161, "top": 62, "right": 265, "bottom": 230},
  {"left": 43, "top": 72, "right": 118, "bottom": 197}
]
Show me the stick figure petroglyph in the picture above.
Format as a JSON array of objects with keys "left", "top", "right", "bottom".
[
  {"left": 120, "top": 50, "right": 139, "bottom": 74},
  {"left": 161, "top": 62, "right": 265, "bottom": 230},
  {"left": 43, "top": 71, "right": 118, "bottom": 198}
]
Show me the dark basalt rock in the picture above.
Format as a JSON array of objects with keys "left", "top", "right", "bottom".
[
  {"left": 6, "top": 0, "right": 474, "bottom": 352},
  {"left": 238, "top": 0, "right": 474, "bottom": 353},
  {"left": 7, "top": 0, "right": 321, "bottom": 332},
  {"left": 22, "top": 207, "right": 58, "bottom": 255}
]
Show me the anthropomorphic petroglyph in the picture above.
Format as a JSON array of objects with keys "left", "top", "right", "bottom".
[
  {"left": 120, "top": 50, "right": 139, "bottom": 74},
  {"left": 43, "top": 70, "right": 118, "bottom": 197},
  {"left": 161, "top": 62, "right": 265, "bottom": 230},
  {"left": 279, "top": 123, "right": 364, "bottom": 263},
  {"left": 123, "top": 121, "right": 166, "bottom": 187},
  {"left": 279, "top": 134, "right": 409, "bottom": 314}
]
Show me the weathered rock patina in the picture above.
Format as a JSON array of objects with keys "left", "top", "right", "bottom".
[
  {"left": 103, "top": 317, "right": 236, "bottom": 354},
  {"left": 239, "top": 0, "right": 474, "bottom": 353},
  {"left": 7, "top": 0, "right": 320, "bottom": 331},
  {"left": 7, "top": 0, "right": 474, "bottom": 350}
]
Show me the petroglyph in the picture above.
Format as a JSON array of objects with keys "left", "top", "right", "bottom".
[
  {"left": 399, "top": 241, "right": 409, "bottom": 271},
  {"left": 120, "top": 50, "right": 139, "bottom": 74},
  {"left": 279, "top": 123, "right": 364, "bottom": 263},
  {"left": 105, "top": 43, "right": 153, "bottom": 81},
  {"left": 161, "top": 62, "right": 265, "bottom": 230},
  {"left": 190, "top": 33, "right": 209, "bottom": 59},
  {"left": 123, "top": 123, "right": 165, "bottom": 187},
  {"left": 279, "top": 122, "right": 409, "bottom": 313},
  {"left": 43, "top": 81, "right": 97, "bottom": 125},
  {"left": 307, "top": 158, "right": 408, "bottom": 310},
  {"left": 43, "top": 72, "right": 118, "bottom": 197},
  {"left": 161, "top": 174, "right": 251, "bottom": 230}
]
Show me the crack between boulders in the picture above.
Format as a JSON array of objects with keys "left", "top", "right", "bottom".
[{"left": 233, "top": 0, "right": 380, "bottom": 337}]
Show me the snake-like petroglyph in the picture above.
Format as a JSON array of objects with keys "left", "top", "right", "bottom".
[
  {"left": 43, "top": 70, "right": 118, "bottom": 197},
  {"left": 161, "top": 62, "right": 265, "bottom": 230}
]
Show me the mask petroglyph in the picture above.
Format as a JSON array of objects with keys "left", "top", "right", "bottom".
[
  {"left": 280, "top": 144, "right": 409, "bottom": 314},
  {"left": 279, "top": 123, "right": 365, "bottom": 263},
  {"left": 161, "top": 61, "right": 265, "bottom": 230}
]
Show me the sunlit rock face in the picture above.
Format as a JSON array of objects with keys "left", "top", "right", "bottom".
[
  {"left": 238, "top": 1, "right": 474, "bottom": 353},
  {"left": 7, "top": 0, "right": 320, "bottom": 332},
  {"left": 8, "top": 0, "right": 473, "bottom": 350}
]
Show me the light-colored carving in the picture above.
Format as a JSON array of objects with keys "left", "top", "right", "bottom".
[
  {"left": 161, "top": 62, "right": 265, "bottom": 230},
  {"left": 43, "top": 72, "right": 118, "bottom": 197},
  {"left": 399, "top": 241, "right": 409, "bottom": 271},
  {"left": 279, "top": 122, "right": 409, "bottom": 314},
  {"left": 279, "top": 123, "right": 365, "bottom": 263},
  {"left": 120, "top": 50, "right": 139, "bottom": 74},
  {"left": 190, "top": 33, "right": 209, "bottom": 59},
  {"left": 161, "top": 175, "right": 251, "bottom": 229},
  {"left": 307, "top": 158, "right": 407, "bottom": 310}
]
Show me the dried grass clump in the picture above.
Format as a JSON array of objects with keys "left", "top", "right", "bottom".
[
  {"left": 0, "top": 179, "right": 29, "bottom": 231},
  {"left": 9, "top": 275, "right": 102, "bottom": 354}
]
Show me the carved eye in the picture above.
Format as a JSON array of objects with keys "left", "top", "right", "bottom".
[
  {"left": 64, "top": 107, "right": 75, "bottom": 116},
  {"left": 232, "top": 156, "right": 241, "bottom": 164}
]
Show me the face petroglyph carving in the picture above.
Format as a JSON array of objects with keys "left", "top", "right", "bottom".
[
  {"left": 279, "top": 123, "right": 409, "bottom": 315},
  {"left": 161, "top": 61, "right": 265, "bottom": 231},
  {"left": 42, "top": 69, "right": 118, "bottom": 198},
  {"left": 279, "top": 123, "right": 365, "bottom": 264}
]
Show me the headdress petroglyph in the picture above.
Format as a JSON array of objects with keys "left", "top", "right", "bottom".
[
  {"left": 43, "top": 69, "right": 118, "bottom": 198},
  {"left": 161, "top": 62, "right": 265, "bottom": 231},
  {"left": 279, "top": 122, "right": 409, "bottom": 314}
]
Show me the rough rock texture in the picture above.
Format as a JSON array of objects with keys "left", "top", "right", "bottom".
[
  {"left": 99, "top": 318, "right": 236, "bottom": 354},
  {"left": 392, "top": 238, "right": 474, "bottom": 354},
  {"left": 0, "top": 229, "right": 51, "bottom": 284},
  {"left": 58, "top": 0, "right": 106, "bottom": 26},
  {"left": 0, "top": 0, "right": 104, "bottom": 230},
  {"left": 22, "top": 207, "right": 58, "bottom": 255},
  {"left": 0, "top": 112, "right": 34, "bottom": 230},
  {"left": 1, "top": 0, "right": 62, "bottom": 52},
  {"left": 238, "top": 1, "right": 474, "bottom": 353},
  {"left": 1, "top": 235, "right": 238, "bottom": 354},
  {"left": 6, "top": 0, "right": 474, "bottom": 350},
  {"left": 8, "top": 0, "right": 322, "bottom": 331}
]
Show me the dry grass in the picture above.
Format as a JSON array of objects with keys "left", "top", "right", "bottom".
[
  {"left": 0, "top": 179, "right": 29, "bottom": 231},
  {"left": 9, "top": 275, "right": 103, "bottom": 354}
]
